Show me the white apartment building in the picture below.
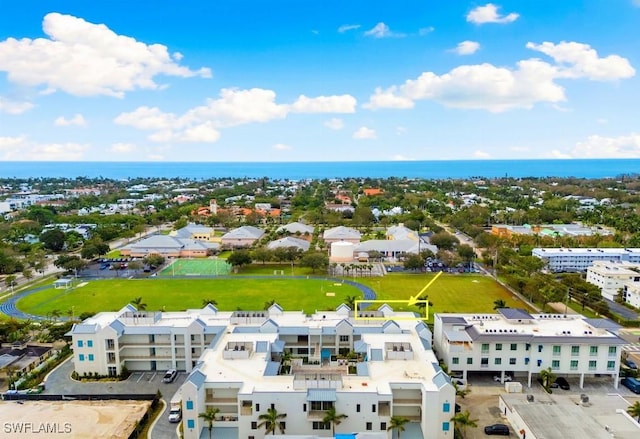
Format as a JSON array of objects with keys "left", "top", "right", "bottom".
[
  {"left": 434, "top": 309, "right": 626, "bottom": 389},
  {"left": 532, "top": 247, "right": 640, "bottom": 272},
  {"left": 586, "top": 260, "right": 640, "bottom": 300},
  {"left": 69, "top": 304, "right": 455, "bottom": 439},
  {"left": 622, "top": 283, "right": 640, "bottom": 309}
]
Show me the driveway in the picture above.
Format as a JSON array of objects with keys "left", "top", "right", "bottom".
[{"left": 44, "top": 358, "right": 184, "bottom": 439}]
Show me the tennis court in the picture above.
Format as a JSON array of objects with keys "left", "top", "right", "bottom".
[{"left": 159, "top": 258, "right": 232, "bottom": 276}]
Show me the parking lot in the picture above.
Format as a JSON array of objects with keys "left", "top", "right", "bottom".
[
  {"left": 43, "top": 359, "right": 185, "bottom": 439},
  {"left": 458, "top": 375, "right": 640, "bottom": 439}
]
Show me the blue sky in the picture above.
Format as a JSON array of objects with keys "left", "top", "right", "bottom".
[{"left": 1, "top": 0, "right": 639, "bottom": 162}]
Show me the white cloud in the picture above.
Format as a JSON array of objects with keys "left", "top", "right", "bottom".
[
  {"left": 291, "top": 95, "right": 356, "bottom": 113},
  {"left": 54, "top": 113, "right": 86, "bottom": 127},
  {"left": 0, "top": 135, "right": 89, "bottom": 160},
  {"left": 364, "top": 22, "right": 404, "bottom": 38},
  {"left": 572, "top": 133, "right": 640, "bottom": 158},
  {"left": 353, "top": 127, "right": 377, "bottom": 140},
  {"left": 467, "top": 3, "right": 519, "bottom": 24},
  {"left": 116, "top": 88, "right": 355, "bottom": 143},
  {"left": 548, "top": 149, "right": 572, "bottom": 159},
  {"left": 474, "top": 150, "right": 491, "bottom": 158},
  {"left": 0, "top": 13, "right": 211, "bottom": 98},
  {"left": 363, "top": 87, "right": 414, "bottom": 110},
  {"left": 364, "top": 41, "right": 634, "bottom": 112},
  {"left": 273, "top": 143, "right": 292, "bottom": 151},
  {"left": 419, "top": 27, "right": 435, "bottom": 36},
  {"left": 110, "top": 142, "right": 135, "bottom": 153},
  {"left": 391, "top": 154, "right": 413, "bottom": 161},
  {"left": 526, "top": 41, "right": 635, "bottom": 81},
  {"left": 452, "top": 41, "right": 480, "bottom": 55},
  {"left": 324, "top": 118, "right": 344, "bottom": 130},
  {"left": 338, "top": 24, "right": 360, "bottom": 33},
  {"left": 0, "top": 97, "right": 34, "bottom": 114}
]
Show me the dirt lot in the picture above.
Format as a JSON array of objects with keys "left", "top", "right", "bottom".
[
  {"left": 0, "top": 400, "right": 151, "bottom": 438},
  {"left": 457, "top": 387, "right": 509, "bottom": 439}
]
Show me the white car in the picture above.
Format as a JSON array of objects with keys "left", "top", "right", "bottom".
[
  {"left": 493, "top": 375, "right": 513, "bottom": 383},
  {"left": 168, "top": 407, "right": 182, "bottom": 423}
]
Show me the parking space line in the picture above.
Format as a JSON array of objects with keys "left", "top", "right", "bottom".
[
  {"left": 148, "top": 372, "right": 157, "bottom": 382},
  {"left": 137, "top": 373, "right": 145, "bottom": 383}
]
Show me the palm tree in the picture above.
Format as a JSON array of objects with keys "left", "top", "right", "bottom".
[
  {"left": 627, "top": 400, "right": 640, "bottom": 422},
  {"left": 539, "top": 367, "right": 555, "bottom": 392},
  {"left": 258, "top": 407, "right": 286, "bottom": 434},
  {"left": 387, "top": 416, "right": 410, "bottom": 439},
  {"left": 453, "top": 381, "right": 470, "bottom": 399},
  {"left": 202, "top": 298, "right": 218, "bottom": 307},
  {"left": 493, "top": 299, "right": 507, "bottom": 310},
  {"left": 131, "top": 297, "right": 147, "bottom": 311},
  {"left": 198, "top": 407, "right": 220, "bottom": 439},
  {"left": 323, "top": 406, "right": 348, "bottom": 436},
  {"left": 450, "top": 410, "right": 478, "bottom": 438},
  {"left": 281, "top": 350, "right": 292, "bottom": 374},
  {"left": 344, "top": 295, "right": 358, "bottom": 311},
  {"left": 50, "top": 309, "right": 61, "bottom": 322}
]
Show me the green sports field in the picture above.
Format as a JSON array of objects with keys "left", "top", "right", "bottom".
[
  {"left": 12, "top": 273, "right": 526, "bottom": 321},
  {"left": 159, "top": 258, "right": 232, "bottom": 276}
]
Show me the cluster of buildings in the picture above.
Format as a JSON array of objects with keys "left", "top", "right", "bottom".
[
  {"left": 68, "top": 304, "right": 454, "bottom": 439},
  {"left": 492, "top": 223, "right": 611, "bottom": 239}
]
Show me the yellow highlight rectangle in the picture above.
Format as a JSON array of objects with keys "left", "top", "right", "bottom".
[{"left": 354, "top": 300, "right": 429, "bottom": 321}]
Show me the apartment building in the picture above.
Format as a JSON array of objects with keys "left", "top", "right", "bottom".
[
  {"left": 434, "top": 309, "right": 626, "bottom": 389},
  {"left": 586, "top": 260, "right": 640, "bottom": 300},
  {"left": 69, "top": 304, "right": 455, "bottom": 439},
  {"left": 621, "top": 283, "right": 640, "bottom": 309},
  {"left": 532, "top": 248, "right": 640, "bottom": 272}
]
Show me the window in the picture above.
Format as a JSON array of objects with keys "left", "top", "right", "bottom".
[
  {"left": 481, "top": 358, "right": 489, "bottom": 366},
  {"left": 467, "top": 358, "right": 473, "bottom": 365},
  {"left": 570, "top": 360, "right": 578, "bottom": 370},
  {"left": 509, "top": 358, "right": 517, "bottom": 365},
  {"left": 538, "top": 345, "right": 543, "bottom": 353},
  {"left": 186, "top": 400, "right": 193, "bottom": 410},
  {"left": 271, "top": 404, "right": 275, "bottom": 410},
  {"left": 311, "top": 401, "right": 334, "bottom": 411},
  {"left": 77, "top": 340, "right": 83, "bottom": 348},
  {"left": 495, "top": 358, "right": 502, "bottom": 365},
  {"left": 510, "top": 343, "right": 517, "bottom": 351},
  {"left": 313, "top": 422, "right": 330, "bottom": 430},
  {"left": 588, "top": 360, "right": 597, "bottom": 370},
  {"left": 589, "top": 346, "right": 598, "bottom": 356},
  {"left": 571, "top": 346, "right": 580, "bottom": 356},
  {"left": 187, "top": 419, "right": 195, "bottom": 429},
  {"left": 87, "top": 340, "right": 93, "bottom": 348},
  {"left": 340, "top": 335, "right": 349, "bottom": 342},
  {"left": 608, "top": 346, "right": 616, "bottom": 357},
  {"left": 526, "top": 343, "right": 531, "bottom": 351},
  {"left": 452, "top": 357, "right": 459, "bottom": 365},
  {"left": 256, "top": 404, "right": 260, "bottom": 412},
  {"left": 366, "top": 422, "right": 372, "bottom": 431},
  {"left": 552, "top": 360, "right": 560, "bottom": 370},
  {"left": 381, "top": 422, "right": 387, "bottom": 430},
  {"left": 79, "top": 354, "right": 85, "bottom": 361},
  {"left": 525, "top": 358, "right": 530, "bottom": 365},
  {"left": 88, "top": 354, "right": 94, "bottom": 361},
  {"left": 303, "top": 404, "right": 307, "bottom": 412},
  {"left": 443, "top": 422, "right": 450, "bottom": 432},
  {"left": 107, "top": 352, "right": 116, "bottom": 364},
  {"left": 607, "top": 360, "right": 616, "bottom": 371},
  {"left": 481, "top": 343, "right": 489, "bottom": 353},
  {"left": 106, "top": 339, "right": 115, "bottom": 350},
  {"left": 552, "top": 345, "right": 561, "bottom": 356},
  {"left": 279, "top": 422, "right": 285, "bottom": 431},
  {"left": 372, "top": 404, "right": 376, "bottom": 413},
  {"left": 495, "top": 343, "right": 502, "bottom": 351},
  {"left": 108, "top": 366, "right": 117, "bottom": 376},
  {"left": 356, "top": 404, "right": 360, "bottom": 413},
  {"left": 443, "top": 403, "right": 450, "bottom": 412},
  {"left": 251, "top": 422, "right": 257, "bottom": 430}
]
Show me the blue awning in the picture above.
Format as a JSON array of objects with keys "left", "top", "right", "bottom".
[
  {"left": 321, "top": 348, "right": 331, "bottom": 359},
  {"left": 307, "top": 389, "right": 337, "bottom": 402}
]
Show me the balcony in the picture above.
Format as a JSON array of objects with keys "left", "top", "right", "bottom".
[{"left": 392, "top": 398, "right": 421, "bottom": 405}]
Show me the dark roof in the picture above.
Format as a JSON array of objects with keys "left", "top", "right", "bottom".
[
  {"left": 439, "top": 316, "right": 468, "bottom": 324},
  {"left": 498, "top": 308, "right": 534, "bottom": 320},
  {"left": 583, "top": 318, "right": 622, "bottom": 331}
]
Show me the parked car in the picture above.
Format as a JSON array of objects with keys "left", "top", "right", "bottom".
[
  {"left": 450, "top": 371, "right": 464, "bottom": 379},
  {"left": 162, "top": 369, "right": 178, "bottom": 383},
  {"left": 554, "top": 377, "right": 570, "bottom": 390},
  {"left": 493, "top": 374, "right": 513, "bottom": 383},
  {"left": 624, "top": 359, "right": 638, "bottom": 370},
  {"left": 484, "top": 424, "right": 510, "bottom": 435},
  {"left": 168, "top": 407, "right": 182, "bottom": 423},
  {"left": 621, "top": 376, "right": 640, "bottom": 394}
]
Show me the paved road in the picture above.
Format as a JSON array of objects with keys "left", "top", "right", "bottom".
[{"left": 44, "top": 358, "right": 185, "bottom": 439}]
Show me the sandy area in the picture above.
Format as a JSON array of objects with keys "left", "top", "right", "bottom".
[{"left": 0, "top": 400, "right": 151, "bottom": 438}]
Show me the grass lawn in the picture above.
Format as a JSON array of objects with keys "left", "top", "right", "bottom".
[
  {"left": 217, "top": 250, "right": 232, "bottom": 259},
  {"left": 357, "top": 273, "right": 531, "bottom": 321},
  {"left": 237, "top": 264, "right": 317, "bottom": 276},
  {"left": 105, "top": 250, "right": 122, "bottom": 258},
  {"left": 15, "top": 278, "right": 363, "bottom": 316},
  {"left": 11, "top": 271, "right": 529, "bottom": 323}
]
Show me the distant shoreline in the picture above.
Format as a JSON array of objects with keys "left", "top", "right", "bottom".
[{"left": 1, "top": 159, "right": 638, "bottom": 180}]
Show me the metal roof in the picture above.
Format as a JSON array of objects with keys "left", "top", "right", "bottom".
[
  {"left": 255, "top": 341, "right": 269, "bottom": 353},
  {"left": 444, "top": 329, "right": 473, "bottom": 343},
  {"left": 356, "top": 363, "right": 369, "bottom": 376},
  {"left": 370, "top": 348, "right": 383, "bottom": 361},
  {"left": 263, "top": 361, "right": 281, "bottom": 376},
  {"left": 306, "top": 389, "right": 337, "bottom": 402},
  {"left": 583, "top": 318, "right": 622, "bottom": 331},
  {"left": 498, "top": 308, "right": 534, "bottom": 320}
]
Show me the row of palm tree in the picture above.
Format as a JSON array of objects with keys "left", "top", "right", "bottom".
[{"left": 197, "top": 406, "right": 412, "bottom": 438}]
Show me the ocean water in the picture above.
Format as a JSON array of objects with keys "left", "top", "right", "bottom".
[{"left": 0, "top": 159, "right": 639, "bottom": 180}]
